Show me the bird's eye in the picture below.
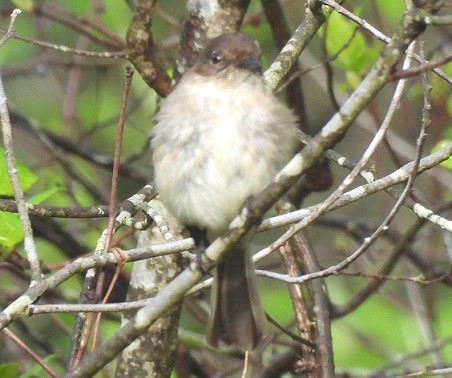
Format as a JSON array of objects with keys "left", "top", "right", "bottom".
[{"left": 210, "top": 52, "right": 222, "bottom": 65}]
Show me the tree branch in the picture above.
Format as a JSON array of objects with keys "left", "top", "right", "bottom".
[{"left": 62, "top": 8, "right": 428, "bottom": 376}]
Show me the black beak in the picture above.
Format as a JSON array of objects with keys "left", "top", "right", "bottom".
[{"left": 237, "top": 56, "right": 262, "bottom": 73}]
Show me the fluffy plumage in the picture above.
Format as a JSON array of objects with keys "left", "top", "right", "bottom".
[{"left": 151, "top": 33, "right": 299, "bottom": 350}]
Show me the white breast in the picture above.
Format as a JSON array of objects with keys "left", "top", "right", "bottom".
[{"left": 152, "top": 71, "right": 298, "bottom": 232}]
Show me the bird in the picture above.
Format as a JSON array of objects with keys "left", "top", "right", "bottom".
[{"left": 151, "top": 32, "right": 299, "bottom": 351}]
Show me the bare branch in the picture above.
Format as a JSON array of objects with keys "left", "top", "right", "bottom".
[
  {"left": 126, "top": 0, "right": 171, "bottom": 96},
  {"left": 62, "top": 8, "right": 428, "bottom": 376},
  {"left": 0, "top": 10, "right": 41, "bottom": 284}
]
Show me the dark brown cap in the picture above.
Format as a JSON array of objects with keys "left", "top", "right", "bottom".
[{"left": 193, "top": 32, "right": 262, "bottom": 76}]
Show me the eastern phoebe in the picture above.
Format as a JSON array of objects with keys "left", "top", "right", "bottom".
[{"left": 151, "top": 32, "right": 299, "bottom": 350}]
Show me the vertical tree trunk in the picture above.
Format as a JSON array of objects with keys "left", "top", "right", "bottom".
[{"left": 116, "top": 201, "right": 186, "bottom": 378}]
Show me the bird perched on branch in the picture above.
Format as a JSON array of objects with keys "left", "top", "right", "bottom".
[{"left": 151, "top": 32, "right": 299, "bottom": 351}]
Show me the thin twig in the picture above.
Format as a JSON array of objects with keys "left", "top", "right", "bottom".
[
  {"left": 253, "top": 145, "right": 452, "bottom": 283},
  {"left": 34, "top": 7, "right": 125, "bottom": 51},
  {"left": 92, "top": 66, "right": 134, "bottom": 348},
  {"left": 391, "top": 51, "right": 452, "bottom": 80},
  {"left": 0, "top": 9, "right": 21, "bottom": 47},
  {"left": 0, "top": 10, "right": 42, "bottom": 285},
  {"left": 319, "top": 0, "right": 452, "bottom": 85},
  {"left": 394, "top": 366, "right": 452, "bottom": 377},
  {"left": 61, "top": 9, "right": 428, "bottom": 376},
  {"left": 0, "top": 184, "right": 157, "bottom": 219},
  {"left": 257, "top": 39, "right": 418, "bottom": 265},
  {"left": 330, "top": 38, "right": 427, "bottom": 318},
  {"left": 3, "top": 328, "right": 58, "bottom": 378},
  {"left": 424, "top": 14, "right": 452, "bottom": 25},
  {"left": 1, "top": 146, "right": 448, "bottom": 335},
  {"left": 264, "top": 1, "right": 334, "bottom": 89},
  {"left": 0, "top": 28, "right": 126, "bottom": 58},
  {"left": 257, "top": 141, "right": 452, "bottom": 235}
]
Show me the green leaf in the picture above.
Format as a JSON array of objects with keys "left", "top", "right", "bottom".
[
  {"left": 432, "top": 139, "right": 452, "bottom": 170},
  {"left": 0, "top": 212, "right": 23, "bottom": 260},
  {"left": 374, "top": 0, "right": 405, "bottom": 24},
  {"left": 27, "top": 187, "right": 64, "bottom": 205},
  {"left": 0, "top": 147, "right": 37, "bottom": 196},
  {"left": 0, "top": 362, "right": 21, "bottom": 378},
  {"left": 12, "top": 0, "right": 34, "bottom": 12},
  {"left": 19, "top": 355, "right": 61, "bottom": 378},
  {"left": 323, "top": 10, "right": 379, "bottom": 86}
]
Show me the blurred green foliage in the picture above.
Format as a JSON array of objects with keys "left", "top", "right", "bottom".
[
  {"left": 322, "top": 9, "right": 380, "bottom": 89},
  {"left": 0, "top": 0, "right": 451, "bottom": 376}
]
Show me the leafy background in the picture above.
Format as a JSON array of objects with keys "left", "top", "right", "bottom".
[{"left": 0, "top": 0, "right": 451, "bottom": 376}]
